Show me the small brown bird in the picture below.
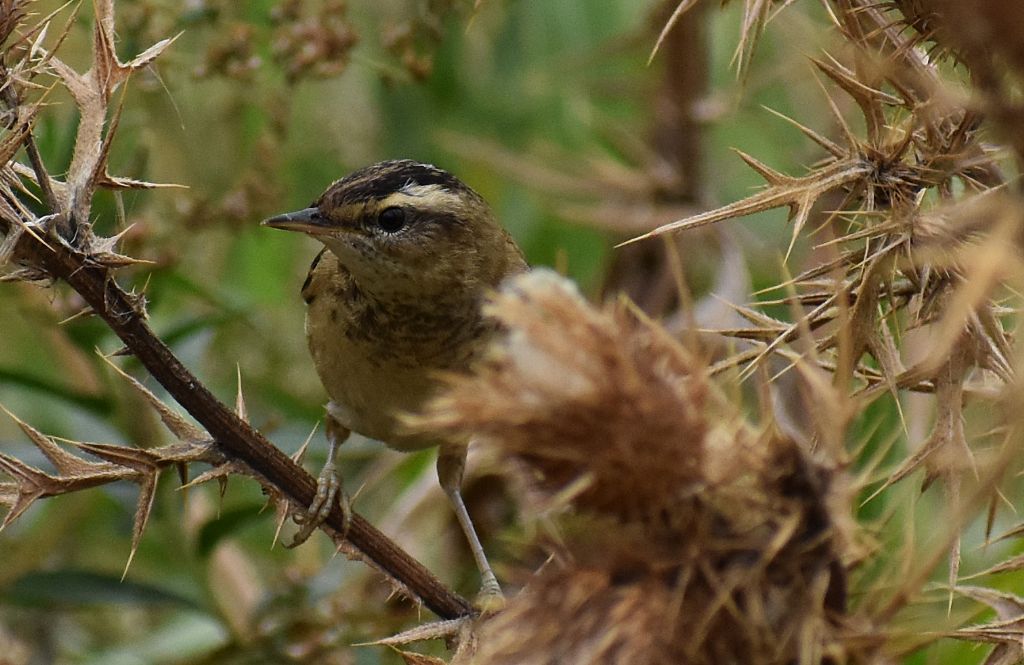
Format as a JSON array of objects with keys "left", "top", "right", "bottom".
[{"left": 263, "top": 160, "right": 526, "bottom": 600}]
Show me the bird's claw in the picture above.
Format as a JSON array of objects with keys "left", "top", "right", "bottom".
[{"left": 287, "top": 461, "right": 351, "bottom": 547}]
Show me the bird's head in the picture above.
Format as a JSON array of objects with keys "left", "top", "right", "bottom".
[{"left": 263, "top": 160, "right": 523, "bottom": 297}]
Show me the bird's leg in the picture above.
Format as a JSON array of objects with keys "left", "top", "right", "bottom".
[
  {"left": 436, "top": 444, "right": 503, "bottom": 606},
  {"left": 288, "top": 410, "right": 352, "bottom": 547}
]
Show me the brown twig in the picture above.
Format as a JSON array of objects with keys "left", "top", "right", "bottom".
[
  {"left": 22, "top": 130, "right": 57, "bottom": 215},
  {"left": 601, "top": 0, "right": 708, "bottom": 314},
  {"left": 8, "top": 225, "right": 473, "bottom": 620}
]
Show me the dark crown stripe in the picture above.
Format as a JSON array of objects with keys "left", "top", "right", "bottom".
[{"left": 320, "top": 160, "right": 475, "bottom": 206}]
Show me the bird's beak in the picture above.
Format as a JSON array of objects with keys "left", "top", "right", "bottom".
[{"left": 261, "top": 207, "right": 332, "bottom": 235}]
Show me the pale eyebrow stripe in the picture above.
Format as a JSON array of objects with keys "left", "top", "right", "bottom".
[
  {"left": 326, "top": 184, "right": 468, "bottom": 219},
  {"left": 378, "top": 185, "right": 465, "bottom": 212}
]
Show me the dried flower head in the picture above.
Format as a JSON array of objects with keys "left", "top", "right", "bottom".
[
  {"left": 417, "top": 269, "right": 713, "bottom": 529},
  {"left": 271, "top": 0, "right": 358, "bottom": 83},
  {"left": 418, "top": 271, "right": 858, "bottom": 664}
]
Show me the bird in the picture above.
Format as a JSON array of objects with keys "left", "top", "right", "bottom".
[{"left": 262, "top": 159, "right": 527, "bottom": 601}]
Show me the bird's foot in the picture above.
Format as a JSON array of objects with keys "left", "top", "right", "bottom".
[
  {"left": 473, "top": 572, "right": 505, "bottom": 613},
  {"left": 287, "top": 461, "right": 351, "bottom": 547}
]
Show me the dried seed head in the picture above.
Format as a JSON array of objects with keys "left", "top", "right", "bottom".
[
  {"left": 416, "top": 269, "right": 713, "bottom": 530},
  {"left": 419, "top": 272, "right": 860, "bottom": 664}
]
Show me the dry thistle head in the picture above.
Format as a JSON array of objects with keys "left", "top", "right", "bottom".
[
  {"left": 416, "top": 269, "right": 713, "bottom": 531},
  {"left": 463, "top": 507, "right": 851, "bottom": 665},
  {"left": 417, "top": 271, "right": 858, "bottom": 664}
]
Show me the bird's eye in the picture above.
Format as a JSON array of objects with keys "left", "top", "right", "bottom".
[{"left": 377, "top": 207, "right": 407, "bottom": 233}]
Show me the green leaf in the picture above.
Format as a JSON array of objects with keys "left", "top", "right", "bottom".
[
  {"left": 0, "top": 367, "right": 113, "bottom": 416},
  {"left": 5, "top": 570, "right": 199, "bottom": 608},
  {"left": 79, "top": 611, "right": 229, "bottom": 665},
  {"left": 196, "top": 503, "right": 264, "bottom": 557},
  {"left": 161, "top": 312, "right": 241, "bottom": 348}
]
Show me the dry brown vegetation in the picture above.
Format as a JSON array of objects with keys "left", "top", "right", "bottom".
[{"left": 3, "top": 0, "right": 1024, "bottom": 663}]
